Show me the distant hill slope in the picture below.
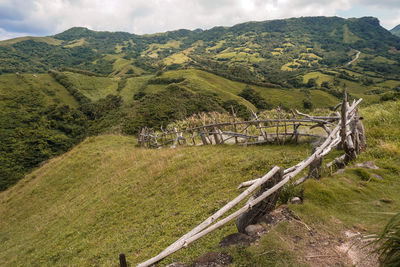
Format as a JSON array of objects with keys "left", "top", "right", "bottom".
[
  {"left": 390, "top": 24, "right": 400, "bottom": 37},
  {"left": 1, "top": 16, "right": 400, "bottom": 81},
  {"left": 1, "top": 100, "right": 399, "bottom": 266}
]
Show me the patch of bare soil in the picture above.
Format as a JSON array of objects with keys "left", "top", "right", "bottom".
[
  {"left": 262, "top": 206, "right": 380, "bottom": 267},
  {"left": 168, "top": 206, "right": 379, "bottom": 267},
  {"left": 299, "top": 229, "right": 378, "bottom": 267},
  {"left": 249, "top": 205, "right": 379, "bottom": 267},
  {"left": 336, "top": 231, "right": 379, "bottom": 267}
]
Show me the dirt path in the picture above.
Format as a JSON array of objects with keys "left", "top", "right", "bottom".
[{"left": 347, "top": 50, "right": 361, "bottom": 65}]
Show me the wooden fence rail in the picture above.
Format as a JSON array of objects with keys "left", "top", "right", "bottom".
[{"left": 134, "top": 91, "right": 365, "bottom": 267}]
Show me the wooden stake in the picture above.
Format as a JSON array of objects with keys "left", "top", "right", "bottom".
[
  {"left": 250, "top": 109, "right": 267, "bottom": 141},
  {"left": 231, "top": 105, "right": 238, "bottom": 144},
  {"left": 276, "top": 106, "right": 281, "bottom": 144}
]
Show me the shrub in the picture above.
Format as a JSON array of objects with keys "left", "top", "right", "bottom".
[
  {"left": 278, "top": 183, "right": 303, "bottom": 205},
  {"left": 238, "top": 86, "right": 272, "bottom": 110},
  {"left": 302, "top": 99, "right": 313, "bottom": 110},
  {"left": 380, "top": 92, "right": 400, "bottom": 102},
  {"left": 369, "top": 212, "right": 400, "bottom": 266},
  {"left": 222, "top": 100, "right": 251, "bottom": 120}
]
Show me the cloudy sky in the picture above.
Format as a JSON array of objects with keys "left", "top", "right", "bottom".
[{"left": 1, "top": 0, "right": 400, "bottom": 40}]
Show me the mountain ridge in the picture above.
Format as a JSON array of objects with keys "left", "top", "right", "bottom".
[
  {"left": 390, "top": 24, "right": 400, "bottom": 36},
  {"left": 1, "top": 16, "right": 400, "bottom": 81}
]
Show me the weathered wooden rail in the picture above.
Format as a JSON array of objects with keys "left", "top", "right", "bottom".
[{"left": 134, "top": 91, "right": 365, "bottom": 267}]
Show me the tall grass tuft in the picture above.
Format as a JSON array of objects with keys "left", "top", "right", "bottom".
[{"left": 370, "top": 212, "right": 400, "bottom": 266}]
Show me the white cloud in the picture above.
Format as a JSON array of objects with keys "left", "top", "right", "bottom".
[{"left": 0, "top": 0, "right": 399, "bottom": 40}]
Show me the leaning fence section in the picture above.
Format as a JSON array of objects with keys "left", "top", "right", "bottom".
[
  {"left": 138, "top": 108, "right": 341, "bottom": 148},
  {"left": 135, "top": 91, "right": 365, "bottom": 267}
]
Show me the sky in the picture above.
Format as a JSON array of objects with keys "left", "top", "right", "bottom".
[{"left": 0, "top": 0, "right": 400, "bottom": 40}]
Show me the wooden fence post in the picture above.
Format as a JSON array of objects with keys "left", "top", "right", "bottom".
[
  {"left": 235, "top": 167, "right": 284, "bottom": 233},
  {"left": 276, "top": 106, "right": 281, "bottom": 144},
  {"left": 231, "top": 106, "right": 238, "bottom": 144},
  {"left": 290, "top": 110, "right": 299, "bottom": 144},
  {"left": 340, "top": 89, "right": 357, "bottom": 163},
  {"left": 138, "top": 128, "right": 143, "bottom": 147},
  {"left": 308, "top": 147, "right": 322, "bottom": 178},
  {"left": 354, "top": 107, "right": 366, "bottom": 152},
  {"left": 212, "top": 123, "right": 220, "bottom": 145},
  {"left": 119, "top": 254, "right": 127, "bottom": 267},
  {"left": 251, "top": 109, "right": 267, "bottom": 141}
]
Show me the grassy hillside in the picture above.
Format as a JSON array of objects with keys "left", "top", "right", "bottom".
[
  {"left": 0, "top": 73, "right": 86, "bottom": 190},
  {"left": 2, "top": 66, "right": 400, "bottom": 191},
  {"left": 61, "top": 68, "right": 399, "bottom": 109},
  {"left": 1, "top": 100, "right": 399, "bottom": 266}
]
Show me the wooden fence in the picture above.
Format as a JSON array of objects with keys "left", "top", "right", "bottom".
[
  {"left": 138, "top": 108, "right": 341, "bottom": 148},
  {"left": 134, "top": 90, "right": 365, "bottom": 267}
]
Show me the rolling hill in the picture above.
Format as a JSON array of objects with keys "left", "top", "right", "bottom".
[
  {"left": 2, "top": 65, "right": 400, "bottom": 191},
  {"left": 0, "top": 100, "right": 399, "bottom": 266},
  {"left": 1, "top": 16, "right": 400, "bottom": 190}
]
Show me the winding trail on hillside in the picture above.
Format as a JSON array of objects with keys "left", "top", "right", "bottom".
[{"left": 347, "top": 50, "right": 361, "bottom": 65}]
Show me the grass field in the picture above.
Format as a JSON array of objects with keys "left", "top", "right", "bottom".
[
  {"left": 0, "top": 69, "right": 345, "bottom": 115},
  {"left": 159, "top": 69, "right": 340, "bottom": 109},
  {"left": 63, "top": 72, "right": 119, "bottom": 101},
  {"left": 0, "top": 36, "right": 63, "bottom": 46},
  {"left": 0, "top": 136, "right": 310, "bottom": 266},
  {"left": 0, "top": 73, "right": 78, "bottom": 108},
  {"left": 56, "top": 68, "right": 392, "bottom": 110},
  {"left": 302, "top": 70, "right": 400, "bottom": 103},
  {"left": 119, "top": 75, "right": 153, "bottom": 100},
  {"left": 64, "top": 38, "right": 87, "bottom": 48},
  {"left": 0, "top": 100, "right": 399, "bottom": 266},
  {"left": 1, "top": 68, "right": 394, "bottom": 115}
]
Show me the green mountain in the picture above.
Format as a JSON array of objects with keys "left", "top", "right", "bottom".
[
  {"left": 1, "top": 16, "right": 400, "bottom": 82},
  {"left": 390, "top": 24, "right": 400, "bottom": 37}
]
